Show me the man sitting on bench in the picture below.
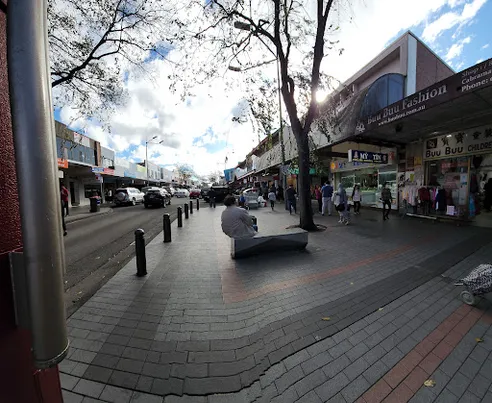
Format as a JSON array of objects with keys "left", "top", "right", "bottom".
[{"left": 221, "top": 195, "right": 256, "bottom": 239}]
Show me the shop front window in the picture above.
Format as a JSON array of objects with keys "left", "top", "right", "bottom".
[
  {"left": 427, "top": 157, "right": 469, "bottom": 217},
  {"left": 340, "top": 170, "right": 379, "bottom": 205}
]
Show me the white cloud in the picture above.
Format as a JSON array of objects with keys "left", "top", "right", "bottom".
[
  {"left": 445, "top": 36, "right": 472, "bottom": 61},
  {"left": 422, "top": 0, "right": 487, "bottom": 43},
  {"left": 482, "top": 43, "right": 490, "bottom": 49},
  {"left": 477, "top": 58, "right": 484, "bottom": 63}
]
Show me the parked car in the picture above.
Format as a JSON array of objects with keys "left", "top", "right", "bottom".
[
  {"left": 163, "top": 186, "right": 176, "bottom": 197},
  {"left": 189, "top": 189, "right": 201, "bottom": 199},
  {"left": 144, "top": 187, "right": 171, "bottom": 208},
  {"left": 175, "top": 188, "right": 190, "bottom": 198},
  {"left": 203, "top": 185, "right": 231, "bottom": 203},
  {"left": 201, "top": 188, "right": 209, "bottom": 199},
  {"left": 114, "top": 187, "right": 144, "bottom": 206}
]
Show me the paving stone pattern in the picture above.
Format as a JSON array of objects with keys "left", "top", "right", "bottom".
[{"left": 60, "top": 206, "right": 492, "bottom": 402}]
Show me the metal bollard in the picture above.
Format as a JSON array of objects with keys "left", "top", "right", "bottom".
[
  {"left": 177, "top": 207, "right": 183, "bottom": 228},
  {"left": 163, "top": 213, "right": 171, "bottom": 243},
  {"left": 197, "top": 198, "right": 200, "bottom": 211},
  {"left": 135, "top": 229, "right": 147, "bottom": 277},
  {"left": 184, "top": 203, "right": 189, "bottom": 219},
  {"left": 189, "top": 200, "right": 193, "bottom": 214}
]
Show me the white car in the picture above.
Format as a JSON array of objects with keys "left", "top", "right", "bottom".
[
  {"left": 174, "top": 188, "right": 190, "bottom": 198},
  {"left": 114, "top": 187, "right": 144, "bottom": 206}
]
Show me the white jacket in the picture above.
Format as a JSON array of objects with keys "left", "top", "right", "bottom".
[{"left": 221, "top": 206, "right": 256, "bottom": 239}]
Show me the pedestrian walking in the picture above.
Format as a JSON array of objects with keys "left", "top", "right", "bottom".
[
  {"left": 208, "top": 188, "right": 217, "bottom": 208},
  {"left": 334, "top": 184, "right": 349, "bottom": 225},
  {"left": 321, "top": 181, "right": 334, "bottom": 216},
  {"left": 381, "top": 182, "right": 393, "bottom": 221},
  {"left": 352, "top": 184, "right": 361, "bottom": 214},
  {"left": 268, "top": 189, "right": 276, "bottom": 211},
  {"left": 286, "top": 184, "right": 297, "bottom": 214},
  {"left": 60, "top": 184, "right": 69, "bottom": 216},
  {"left": 314, "top": 185, "right": 322, "bottom": 213}
]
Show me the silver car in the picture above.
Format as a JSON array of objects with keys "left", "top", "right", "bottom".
[{"left": 114, "top": 187, "right": 144, "bottom": 206}]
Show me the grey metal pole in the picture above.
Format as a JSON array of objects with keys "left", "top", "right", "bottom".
[{"left": 8, "top": 0, "right": 68, "bottom": 368}]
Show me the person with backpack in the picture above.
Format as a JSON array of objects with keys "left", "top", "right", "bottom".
[{"left": 333, "top": 183, "right": 349, "bottom": 225}]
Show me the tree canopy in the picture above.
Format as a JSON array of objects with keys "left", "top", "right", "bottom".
[
  {"left": 171, "top": 0, "right": 346, "bottom": 229},
  {"left": 48, "top": 0, "right": 181, "bottom": 120}
]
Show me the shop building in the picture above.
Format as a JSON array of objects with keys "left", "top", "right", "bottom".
[
  {"left": 345, "top": 56, "right": 492, "bottom": 224},
  {"left": 231, "top": 31, "right": 456, "bottom": 207},
  {"left": 310, "top": 31, "right": 454, "bottom": 210},
  {"left": 55, "top": 121, "right": 102, "bottom": 207}
]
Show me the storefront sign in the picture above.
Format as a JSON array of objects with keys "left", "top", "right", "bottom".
[
  {"left": 356, "top": 58, "right": 492, "bottom": 133},
  {"left": 424, "top": 124, "right": 492, "bottom": 160},
  {"left": 91, "top": 167, "right": 104, "bottom": 173},
  {"left": 103, "top": 168, "right": 115, "bottom": 175},
  {"left": 348, "top": 150, "right": 388, "bottom": 164},
  {"left": 57, "top": 158, "right": 68, "bottom": 169}
]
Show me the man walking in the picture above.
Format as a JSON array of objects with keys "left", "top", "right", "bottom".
[
  {"left": 381, "top": 182, "right": 393, "bottom": 221},
  {"left": 208, "top": 188, "right": 216, "bottom": 208},
  {"left": 286, "top": 184, "right": 297, "bottom": 214},
  {"left": 321, "top": 181, "right": 333, "bottom": 216}
]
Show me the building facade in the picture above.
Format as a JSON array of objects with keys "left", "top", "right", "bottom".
[
  {"left": 231, "top": 31, "right": 486, "bottom": 218},
  {"left": 55, "top": 121, "right": 172, "bottom": 206}
]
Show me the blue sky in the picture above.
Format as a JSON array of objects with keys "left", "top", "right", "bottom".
[
  {"left": 55, "top": 0, "right": 492, "bottom": 176},
  {"left": 407, "top": 0, "right": 492, "bottom": 70}
]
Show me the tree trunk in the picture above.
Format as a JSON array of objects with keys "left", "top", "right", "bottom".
[{"left": 294, "top": 127, "right": 317, "bottom": 231}]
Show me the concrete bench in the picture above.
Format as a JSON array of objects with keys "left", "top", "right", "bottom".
[{"left": 231, "top": 228, "right": 308, "bottom": 259}]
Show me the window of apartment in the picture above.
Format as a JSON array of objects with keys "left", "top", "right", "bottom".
[
  {"left": 360, "top": 73, "right": 405, "bottom": 117},
  {"left": 56, "top": 137, "right": 95, "bottom": 165}
]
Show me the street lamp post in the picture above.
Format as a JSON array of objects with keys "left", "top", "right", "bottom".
[{"left": 145, "top": 136, "right": 163, "bottom": 184}]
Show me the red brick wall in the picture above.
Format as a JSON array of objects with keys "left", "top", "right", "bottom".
[
  {"left": 0, "top": 3, "right": 62, "bottom": 402},
  {"left": 415, "top": 42, "right": 454, "bottom": 92}
]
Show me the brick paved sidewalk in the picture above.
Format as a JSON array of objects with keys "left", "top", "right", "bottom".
[{"left": 59, "top": 204, "right": 492, "bottom": 403}]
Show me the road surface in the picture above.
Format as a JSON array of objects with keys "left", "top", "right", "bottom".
[{"left": 63, "top": 197, "right": 194, "bottom": 315}]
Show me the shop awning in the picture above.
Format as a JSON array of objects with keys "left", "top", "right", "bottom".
[
  {"left": 355, "top": 58, "right": 492, "bottom": 145},
  {"left": 237, "top": 170, "right": 256, "bottom": 180}
]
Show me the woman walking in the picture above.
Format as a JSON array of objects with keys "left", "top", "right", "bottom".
[
  {"left": 268, "top": 189, "right": 276, "bottom": 210},
  {"left": 334, "top": 184, "right": 349, "bottom": 225},
  {"left": 352, "top": 184, "right": 361, "bottom": 215}
]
